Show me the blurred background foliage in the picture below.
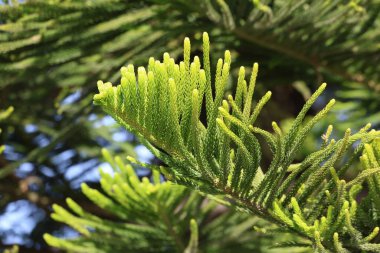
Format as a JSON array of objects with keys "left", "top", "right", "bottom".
[{"left": 0, "top": 0, "right": 379, "bottom": 252}]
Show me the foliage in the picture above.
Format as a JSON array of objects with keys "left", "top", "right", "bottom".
[
  {"left": 88, "top": 33, "right": 380, "bottom": 252},
  {"left": 1, "top": 0, "right": 379, "bottom": 182},
  {"left": 357, "top": 138, "right": 380, "bottom": 236},
  {"left": 0, "top": 0, "right": 379, "bottom": 251},
  {"left": 0, "top": 107, "right": 13, "bottom": 155},
  {"left": 2, "top": 0, "right": 380, "bottom": 89},
  {"left": 44, "top": 149, "right": 274, "bottom": 253},
  {"left": 3, "top": 245, "right": 19, "bottom": 253}
]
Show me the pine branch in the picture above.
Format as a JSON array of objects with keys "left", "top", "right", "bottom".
[
  {"left": 94, "top": 33, "right": 380, "bottom": 251},
  {"left": 45, "top": 149, "right": 269, "bottom": 253}
]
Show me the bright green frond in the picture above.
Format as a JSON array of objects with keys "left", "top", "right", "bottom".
[{"left": 94, "top": 33, "right": 380, "bottom": 252}]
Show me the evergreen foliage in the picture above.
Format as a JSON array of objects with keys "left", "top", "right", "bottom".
[
  {"left": 0, "top": 107, "right": 13, "bottom": 155},
  {"left": 1, "top": 0, "right": 380, "bottom": 251},
  {"left": 3, "top": 245, "right": 19, "bottom": 253},
  {"left": 2, "top": 0, "right": 379, "bottom": 93},
  {"left": 44, "top": 149, "right": 271, "bottom": 253},
  {"left": 357, "top": 138, "right": 380, "bottom": 237},
  {"left": 88, "top": 34, "right": 380, "bottom": 252},
  {"left": 0, "top": 1, "right": 379, "bottom": 181}
]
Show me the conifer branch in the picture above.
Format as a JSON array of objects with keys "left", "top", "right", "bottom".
[
  {"left": 45, "top": 149, "right": 269, "bottom": 252},
  {"left": 93, "top": 33, "right": 380, "bottom": 251}
]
